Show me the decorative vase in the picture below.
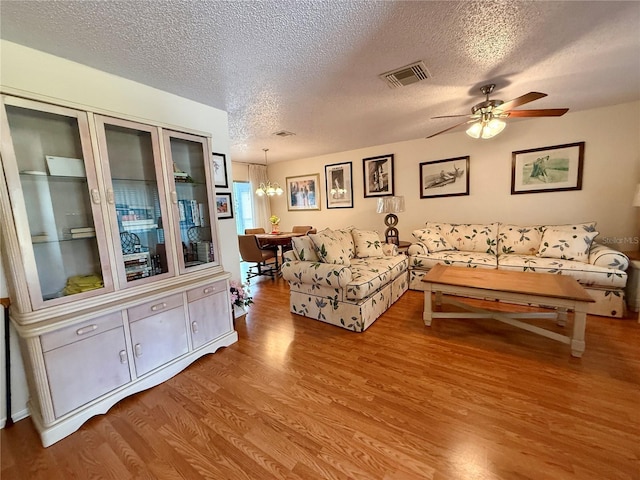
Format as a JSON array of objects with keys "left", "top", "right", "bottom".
[
  {"left": 233, "top": 304, "right": 247, "bottom": 319},
  {"left": 271, "top": 223, "right": 279, "bottom": 234}
]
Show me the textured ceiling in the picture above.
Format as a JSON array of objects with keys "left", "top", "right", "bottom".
[{"left": 1, "top": 1, "right": 639, "bottom": 164}]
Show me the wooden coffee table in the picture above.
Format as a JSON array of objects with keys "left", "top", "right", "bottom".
[{"left": 422, "top": 264, "right": 595, "bottom": 357}]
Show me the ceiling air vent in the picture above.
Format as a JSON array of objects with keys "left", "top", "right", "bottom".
[{"left": 379, "top": 61, "right": 430, "bottom": 88}]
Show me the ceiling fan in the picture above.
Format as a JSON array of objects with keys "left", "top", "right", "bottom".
[{"left": 427, "top": 84, "right": 569, "bottom": 139}]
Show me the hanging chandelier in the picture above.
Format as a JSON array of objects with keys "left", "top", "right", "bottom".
[{"left": 255, "top": 148, "right": 283, "bottom": 197}]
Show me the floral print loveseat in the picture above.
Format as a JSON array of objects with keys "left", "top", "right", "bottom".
[
  {"left": 281, "top": 227, "right": 408, "bottom": 332},
  {"left": 408, "top": 221, "right": 629, "bottom": 318}
]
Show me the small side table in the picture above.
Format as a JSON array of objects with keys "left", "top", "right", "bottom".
[
  {"left": 624, "top": 251, "right": 640, "bottom": 316},
  {"left": 397, "top": 241, "right": 411, "bottom": 254}
]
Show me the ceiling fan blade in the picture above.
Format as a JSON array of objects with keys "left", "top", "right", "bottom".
[
  {"left": 426, "top": 119, "right": 473, "bottom": 139},
  {"left": 498, "top": 92, "right": 547, "bottom": 112},
  {"left": 506, "top": 108, "right": 569, "bottom": 117},
  {"left": 431, "top": 114, "right": 471, "bottom": 119}
]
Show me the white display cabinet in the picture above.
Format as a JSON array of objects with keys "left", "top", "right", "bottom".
[{"left": 0, "top": 94, "right": 236, "bottom": 447}]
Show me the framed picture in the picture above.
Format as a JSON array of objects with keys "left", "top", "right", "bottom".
[
  {"left": 363, "top": 154, "right": 394, "bottom": 197},
  {"left": 286, "top": 173, "right": 321, "bottom": 211},
  {"left": 212, "top": 152, "right": 228, "bottom": 188},
  {"left": 420, "top": 156, "right": 469, "bottom": 198},
  {"left": 325, "top": 162, "right": 353, "bottom": 209},
  {"left": 215, "top": 192, "right": 233, "bottom": 219},
  {"left": 511, "top": 142, "right": 585, "bottom": 194}
]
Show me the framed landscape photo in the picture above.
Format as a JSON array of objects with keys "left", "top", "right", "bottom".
[
  {"left": 215, "top": 192, "right": 233, "bottom": 219},
  {"left": 511, "top": 142, "right": 585, "bottom": 194},
  {"left": 363, "top": 154, "right": 394, "bottom": 197},
  {"left": 286, "top": 173, "right": 321, "bottom": 211},
  {"left": 420, "top": 156, "right": 469, "bottom": 198},
  {"left": 212, "top": 152, "right": 228, "bottom": 188},
  {"left": 325, "top": 162, "right": 353, "bottom": 209}
]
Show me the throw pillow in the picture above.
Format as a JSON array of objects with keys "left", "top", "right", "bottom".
[
  {"left": 291, "top": 236, "right": 320, "bottom": 262},
  {"left": 412, "top": 228, "right": 455, "bottom": 252},
  {"left": 332, "top": 226, "right": 356, "bottom": 258},
  {"left": 537, "top": 228, "right": 599, "bottom": 262},
  {"left": 497, "top": 224, "right": 545, "bottom": 255},
  {"left": 542, "top": 221, "right": 597, "bottom": 233},
  {"left": 352, "top": 229, "right": 384, "bottom": 258},
  {"left": 309, "top": 231, "right": 351, "bottom": 265},
  {"left": 427, "top": 222, "right": 498, "bottom": 254}
]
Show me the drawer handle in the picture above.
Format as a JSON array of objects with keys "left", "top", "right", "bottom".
[
  {"left": 191, "top": 321, "right": 199, "bottom": 334},
  {"left": 119, "top": 350, "right": 127, "bottom": 364},
  {"left": 203, "top": 287, "right": 213, "bottom": 294},
  {"left": 91, "top": 188, "right": 101, "bottom": 204},
  {"left": 151, "top": 302, "right": 167, "bottom": 312},
  {"left": 134, "top": 343, "right": 142, "bottom": 357},
  {"left": 76, "top": 324, "right": 98, "bottom": 336}
]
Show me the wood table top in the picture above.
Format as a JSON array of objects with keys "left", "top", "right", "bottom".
[{"left": 422, "top": 264, "right": 594, "bottom": 303}]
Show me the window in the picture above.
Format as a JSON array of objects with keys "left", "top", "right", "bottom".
[{"left": 232, "top": 181, "right": 254, "bottom": 234}]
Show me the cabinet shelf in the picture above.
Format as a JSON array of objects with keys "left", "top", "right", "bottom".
[
  {"left": 32, "top": 235, "right": 97, "bottom": 244},
  {"left": 20, "top": 172, "right": 88, "bottom": 183}
]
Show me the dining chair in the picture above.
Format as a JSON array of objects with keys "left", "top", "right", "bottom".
[
  {"left": 291, "top": 225, "right": 314, "bottom": 234},
  {"left": 238, "top": 235, "right": 279, "bottom": 281},
  {"left": 244, "top": 228, "right": 266, "bottom": 234}
]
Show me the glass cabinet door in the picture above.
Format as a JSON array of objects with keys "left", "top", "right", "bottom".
[
  {"left": 94, "top": 116, "right": 174, "bottom": 287},
  {"left": 0, "top": 96, "right": 113, "bottom": 309},
  {"left": 163, "top": 130, "right": 220, "bottom": 273}
]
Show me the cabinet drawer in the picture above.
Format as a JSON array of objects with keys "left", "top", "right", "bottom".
[
  {"left": 127, "top": 293, "right": 184, "bottom": 322},
  {"left": 186, "top": 280, "right": 226, "bottom": 303},
  {"left": 41, "top": 312, "right": 124, "bottom": 352}
]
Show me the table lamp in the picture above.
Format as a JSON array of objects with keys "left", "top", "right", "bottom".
[{"left": 377, "top": 196, "right": 405, "bottom": 245}]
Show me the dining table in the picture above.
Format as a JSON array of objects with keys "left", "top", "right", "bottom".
[{"left": 254, "top": 231, "right": 306, "bottom": 265}]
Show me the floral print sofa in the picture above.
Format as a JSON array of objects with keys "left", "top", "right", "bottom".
[
  {"left": 408, "top": 221, "right": 629, "bottom": 318},
  {"left": 281, "top": 227, "right": 408, "bottom": 332}
]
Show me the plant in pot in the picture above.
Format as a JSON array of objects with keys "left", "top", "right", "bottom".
[{"left": 230, "top": 280, "right": 253, "bottom": 318}]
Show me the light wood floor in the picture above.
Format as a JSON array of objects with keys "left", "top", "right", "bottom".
[{"left": 2, "top": 275, "right": 639, "bottom": 480}]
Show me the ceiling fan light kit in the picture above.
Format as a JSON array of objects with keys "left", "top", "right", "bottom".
[
  {"left": 429, "top": 83, "right": 568, "bottom": 140},
  {"left": 466, "top": 117, "right": 507, "bottom": 139}
]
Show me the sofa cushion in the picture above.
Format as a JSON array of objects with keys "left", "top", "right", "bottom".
[
  {"left": 537, "top": 228, "right": 598, "bottom": 262},
  {"left": 498, "top": 224, "right": 545, "bottom": 255},
  {"left": 292, "top": 236, "right": 320, "bottom": 262},
  {"left": 409, "top": 251, "right": 498, "bottom": 270},
  {"left": 281, "top": 260, "right": 353, "bottom": 288},
  {"left": 309, "top": 231, "right": 351, "bottom": 265},
  {"left": 412, "top": 227, "right": 456, "bottom": 252},
  {"left": 345, "top": 255, "right": 408, "bottom": 301},
  {"left": 352, "top": 229, "right": 385, "bottom": 258},
  {"left": 427, "top": 222, "right": 498, "bottom": 254},
  {"left": 498, "top": 254, "right": 627, "bottom": 289}
]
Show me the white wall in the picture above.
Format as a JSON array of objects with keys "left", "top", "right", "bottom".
[
  {"left": 0, "top": 40, "right": 241, "bottom": 425},
  {"left": 268, "top": 101, "right": 640, "bottom": 251}
]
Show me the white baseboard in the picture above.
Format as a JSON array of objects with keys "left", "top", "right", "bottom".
[{"left": 0, "top": 407, "right": 30, "bottom": 429}]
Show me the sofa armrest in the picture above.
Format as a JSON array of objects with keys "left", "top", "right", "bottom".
[
  {"left": 408, "top": 242, "right": 428, "bottom": 255},
  {"left": 589, "top": 243, "right": 629, "bottom": 270},
  {"left": 281, "top": 260, "right": 353, "bottom": 288}
]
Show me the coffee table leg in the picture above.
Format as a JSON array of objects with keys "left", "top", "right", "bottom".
[
  {"left": 423, "top": 284, "right": 433, "bottom": 326},
  {"left": 435, "top": 290, "right": 442, "bottom": 310},
  {"left": 557, "top": 307, "right": 568, "bottom": 327},
  {"left": 570, "top": 304, "right": 587, "bottom": 357}
]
